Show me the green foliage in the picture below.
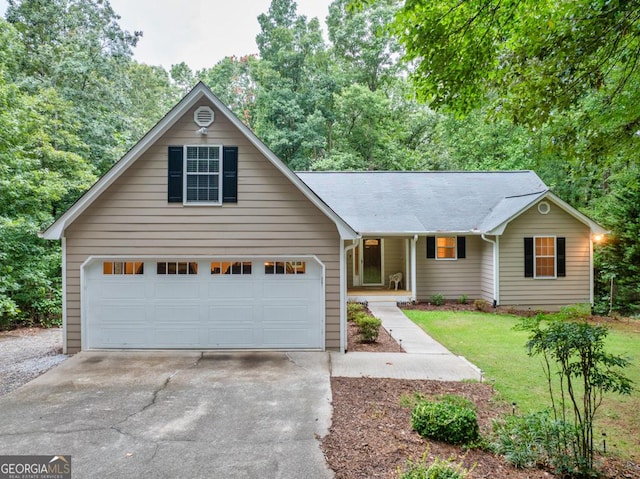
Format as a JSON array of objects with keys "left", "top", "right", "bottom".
[
  {"left": 593, "top": 167, "right": 640, "bottom": 315},
  {"left": 519, "top": 313, "right": 634, "bottom": 475},
  {"left": 430, "top": 294, "right": 444, "bottom": 306},
  {"left": 457, "top": 295, "right": 468, "bottom": 305},
  {"left": 492, "top": 410, "right": 579, "bottom": 473},
  {"left": 355, "top": 312, "right": 381, "bottom": 342},
  {"left": 347, "top": 302, "right": 365, "bottom": 322},
  {"left": 472, "top": 299, "right": 489, "bottom": 312},
  {"left": 399, "top": 391, "right": 426, "bottom": 409},
  {"left": 399, "top": 454, "right": 470, "bottom": 479},
  {"left": 411, "top": 395, "right": 480, "bottom": 446}
]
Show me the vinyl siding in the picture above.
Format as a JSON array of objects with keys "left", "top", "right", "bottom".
[
  {"left": 498, "top": 201, "right": 591, "bottom": 310},
  {"left": 480, "top": 236, "right": 495, "bottom": 303},
  {"left": 416, "top": 235, "right": 483, "bottom": 301},
  {"left": 64, "top": 100, "right": 341, "bottom": 353}
]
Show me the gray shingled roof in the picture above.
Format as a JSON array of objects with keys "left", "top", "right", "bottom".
[{"left": 296, "top": 171, "right": 548, "bottom": 234}]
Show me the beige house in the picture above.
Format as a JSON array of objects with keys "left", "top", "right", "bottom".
[{"left": 43, "top": 83, "right": 607, "bottom": 354}]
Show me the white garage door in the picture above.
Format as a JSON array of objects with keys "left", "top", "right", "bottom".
[{"left": 83, "top": 257, "right": 324, "bottom": 349}]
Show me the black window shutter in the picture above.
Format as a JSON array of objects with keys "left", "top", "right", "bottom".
[
  {"left": 426, "top": 236, "right": 436, "bottom": 258},
  {"left": 167, "top": 146, "right": 183, "bottom": 203},
  {"left": 222, "top": 146, "right": 238, "bottom": 203},
  {"left": 457, "top": 236, "right": 466, "bottom": 259},
  {"left": 557, "top": 237, "right": 566, "bottom": 277},
  {"left": 524, "top": 237, "right": 534, "bottom": 277}
]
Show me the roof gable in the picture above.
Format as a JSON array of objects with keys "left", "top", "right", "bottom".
[{"left": 42, "top": 82, "right": 356, "bottom": 240}]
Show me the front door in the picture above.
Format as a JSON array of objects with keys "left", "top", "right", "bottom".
[{"left": 362, "top": 238, "right": 383, "bottom": 285}]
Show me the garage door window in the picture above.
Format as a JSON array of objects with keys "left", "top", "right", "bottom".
[
  {"left": 211, "top": 261, "right": 252, "bottom": 275},
  {"left": 103, "top": 261, "right": 144, "bottom": 275},
  {"left": 264, "top": 261, "right": 306, "bottom": 275},
  {"left": 157, "top": 261, "right": 198, "bottom": 275}
]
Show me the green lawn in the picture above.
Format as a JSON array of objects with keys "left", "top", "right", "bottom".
[{"left": 403, "top": 309, "right": 640, "bottom": 460}]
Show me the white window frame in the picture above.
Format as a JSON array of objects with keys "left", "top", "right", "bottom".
[
  {"left": 534, "top": 235, "right": 557, "bottom": 279},
  {"left": 435, "top": 236, "right": 458, "bottom": 261},
  {"left": 183, "top": 145, "right": 223, "bottom": 205}
]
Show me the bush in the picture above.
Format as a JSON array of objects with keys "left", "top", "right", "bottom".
[
  {"left": 473, "top": 299, "right": 489, "bottom": 312},
  {"left": 430, "top": 293, "right": 445, "bottom": 306},
  {"left": 355, "top": 312, "right": 381, "bottom": 342},
  {"left": 457, "top": 294, "right": 468, "bottom": 305},
  {"left": 399, "top": 455, "right": 470, "bottom": 479},
  {"left": 492, "top": 411, "right": 579, "bottom": 473},
  {"left": 411, "top": 395, "right": 480, "bottom": 445},
  {"left": 347, "top": 301, "right": 365, "bottom": 322}
]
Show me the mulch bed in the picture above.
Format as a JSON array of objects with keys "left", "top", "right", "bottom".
[
  {"left": 322, "top": 377, "right": 640, "bottom": 479},
  {"left": 347, "top": 320, "right": 404, "bottom": 353},
  {"left": 328, "top": 303, "right": 640, "bottom": 478}
]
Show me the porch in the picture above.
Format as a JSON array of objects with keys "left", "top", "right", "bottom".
[
  {"left": 347, "top": 288, "right": 413, "bottom": 305},
  {"left": 346, "top": 236, "right": 418, "bottom": 303}
]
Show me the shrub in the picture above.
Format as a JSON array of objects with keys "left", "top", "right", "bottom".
[
  {"left": 355, "top": 312, "right": 381, "bottom": 342},
  {"left": 457, "top": 294, "right": 468, "bottom": 305},
  {"left": 399, "top": 455, "right": 470, "bottom": 479},
  {"left": 473, "top": 299, "right": 489, "bottom": 312},
  {"left": 347, "top": 302, "right": 365, "bottom": 322},
  {"left": 430, "top": 293, "right": 445, "bottom": 306},
  {"left": 492, "top": 411, "right": 579, "bottom": 473},
  {"left": 411, "top": 395, "right": 480, "bottom": 445}
]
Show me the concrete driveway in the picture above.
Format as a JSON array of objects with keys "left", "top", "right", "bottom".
[{"left": 0, "top": 351, "right": 334, "bottom": 479}]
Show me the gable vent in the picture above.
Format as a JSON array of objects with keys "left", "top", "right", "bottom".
[{"left": 194, "top": 106, "right": 214, "bottom": 127}]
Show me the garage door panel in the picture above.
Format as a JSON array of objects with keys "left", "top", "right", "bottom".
[
  {"left": 208, "top": 280, "right": 256, "bottom": 299},
  {"left": 94, "top": 304, "right": 147, "bottom": 326},
  {"left": 206, "top": 328, "right": 256, "bottom": 347},
  {"left": 262, "top": 280, "right": 317, "bottom": 299},
  {"left": 154, "top": 281, "right": 200, "bottom": 299},
  {"left": 93, "top": 327, "right": 148, "bottom": 347},
  {"left": 152, "top": 329, "right": 201, "bottom": 347},
  {"left": 99, "top": 282, "right": 146, "bottom": 299},
  {"left": 207, "top": 305, "right": 254, "bottom": 322}
]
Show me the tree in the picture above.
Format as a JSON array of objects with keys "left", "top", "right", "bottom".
[
  {"left": 593, "top": 167, "right": 640, "bottom": 314},
  {"left": 392, "top": 0, "right": 640, "bottom": 122},
  {"left": 0, "top": 20, "right": 96, "bottom": 325},
  {"left": 197, "top": 55, "right": 259, "bottom": 128},
  {"left": 520, "top": 308, "right": 633, "bottom": 475},
  {"left": 253, "top": 0, "right": 331, "bottom": 168},
  {"left": 328, "top": 0, "right": 402, "bottom": 92},
  {"left": 6, "top": 0, "right": 143, "bottom": 171}
]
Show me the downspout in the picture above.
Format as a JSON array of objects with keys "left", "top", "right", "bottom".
[
  {"left": 589, "top": 235, "right": 594, "bottom": 306},
  {"left": 481, "top": 234, "right": 499, "bottom": 307},
  {"left": 341, "top": 239, "right": 358, "bottom": 353},
  {"left": 411, "top": 235, "right": 418, "bottom": 302},
  {"left": 61, "top": 236, "right": 67, "bottom": 354}
]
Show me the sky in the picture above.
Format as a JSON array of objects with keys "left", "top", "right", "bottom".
[{"left": 0, "top": 0, "right": 333, "bottom": 71}]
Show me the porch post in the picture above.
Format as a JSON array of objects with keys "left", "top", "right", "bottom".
[{"left": 411, "top": 235, "right": 418, "bottom": 301}]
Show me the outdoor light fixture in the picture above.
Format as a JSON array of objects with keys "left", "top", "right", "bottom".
[{"left": 593, "top": 234, "right": 605, "bottom": 243}]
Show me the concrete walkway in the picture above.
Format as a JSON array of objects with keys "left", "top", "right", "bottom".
[{"left": 330, "top": 303, "right": 482, "bottom": 381}]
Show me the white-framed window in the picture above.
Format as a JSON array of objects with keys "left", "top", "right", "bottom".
[
  {"left": 156, "top": 261, "right": 199, "bottom": 275},
  {"left": 211, "top": 261, "right": 252, "bottom": 275},
  {"left": 436, "top": 237, "right": 457, "bottom": 260},
  {"left": 535, "top": 236, "right": 556, "bottom": 278},
  {"left": 103, "top": 261, "right": 144, "bottom": 275},
  {"left": 184, "top": 145, "right": 222, "bottom": 204},
  {"left": 264, "top": 261, "right": 306, "bottom": 275}
]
